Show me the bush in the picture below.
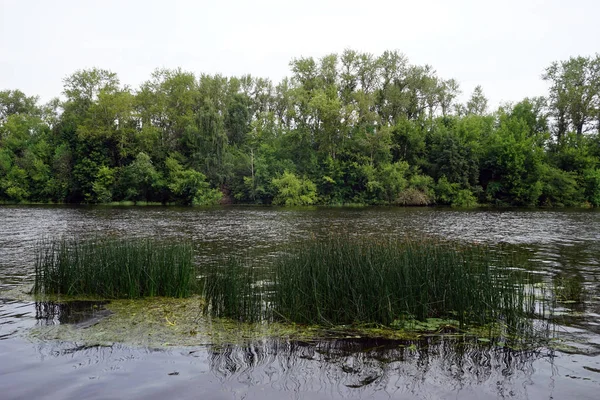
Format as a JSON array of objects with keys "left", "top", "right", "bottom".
[
  {"left": 435, "top": 176, "right": 458, "bottom": 205},
  {"left": 583, "top": 168, "right": 600, "bottom": 207},
  {"left": 272, "top": 171, "right": 317, "bottom": 206},
  {"left": 166, "top": 156, "right": 221, "bottom": 205},
  {"left": 539, "top": 165, "right": 583, "bottom": 206},
  {"left": 396, "top": 188, "right": 431, "bottom": 205},
  {"left": 452, "top": 189, "right": 478, "bottom": 208}
]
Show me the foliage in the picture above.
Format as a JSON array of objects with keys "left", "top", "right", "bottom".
[
  {"left": 0, "top": 165, "right": 29, "bottom": 201},
  {"left": 396, "top": 188, "right": 431, "bottom": 206},
  {"left": 0, "top": 51, "right": 599, "bottom": 207},
  {"left": 452, "top": 189, "right": 478, "bottom": 208},
  {"left": 272, "top": 171, "right": 317, "bottom": 206},
  {"left": 120, "top": 152, "right": 162, "bottom": 202},
  {"left": 466, "top": 85, "right": 488, "bottom": 116},
  {"left": 583, "top": 168, "right": 600, "bottom": 206},
  {"left": 91, "top": 165, "right": 116, "bottom": 203},
  {"left": 539, "top": 165, "right": 583, "bottom": 207},
  {"left": 543, "top": 55, "right": 600, "bottom": 140},
  {"left": 480, "top": 113, "right": 545, "bottom": 206},
  {"left": 165, "top": 156, "right": 221, "bottom": 205}
]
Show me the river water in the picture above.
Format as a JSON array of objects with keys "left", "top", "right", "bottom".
[{"left": 1, "top": 205, "right": 600, "bottom": 399}]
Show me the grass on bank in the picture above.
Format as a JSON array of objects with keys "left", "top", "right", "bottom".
[{"left": 34, "top": 237, "right": 195, "bottom": 298}]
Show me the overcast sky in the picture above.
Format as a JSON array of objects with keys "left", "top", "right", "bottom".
[{"left": 1, "top": 0, "right": 599, "bottom": 108}]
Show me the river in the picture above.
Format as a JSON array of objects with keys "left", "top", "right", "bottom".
[{"left": 1, "top": 205, "right": 600, "bottom": 399}]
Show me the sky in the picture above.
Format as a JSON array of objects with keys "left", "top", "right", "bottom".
[{"left": 1, "top": 0, "right": 599, "bottom": 108}]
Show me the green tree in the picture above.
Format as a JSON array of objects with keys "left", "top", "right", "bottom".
[
  {"left": 543, "top": 55, "right": 600, "bottom": 140},
  {"left": 480, "top": 114, "right": 544, "bottom": 205},
  {"left": 1, "top": 49, "right": 599, "bottom": 208},
  {"left": 272, "top": 171, "right": 317, "bottom": 206},
  {"left": 0, "top": 89, "right": 40, "bottom": 123},
  {"left": 91, "top": 165, "right": 116, "bottom": 203},
  {"left": 583, "top": 168, "right": 600, "bottom": 206},
  {"left": 539, "top": 165, "right": 583, "bottom": 207},
  {"left": 466, "top": 85, "right": 488, "bottom": 116},
  {"left": 121, "top": 152, "right": 162, "bottom": 203},
  {"left": 0, "top": 165, "right": 29, "bottom": 201},
  {"left": 165, "top": 156, "right": 221, "bottom": 205}
]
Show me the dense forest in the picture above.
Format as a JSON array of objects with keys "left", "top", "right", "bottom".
[{"left": 1, "top": 50, "right": 599, "bottom": 207}]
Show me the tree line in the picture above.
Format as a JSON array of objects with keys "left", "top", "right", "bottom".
[{"left": 1, "top": 50, "right": 599, "bottom": 207}]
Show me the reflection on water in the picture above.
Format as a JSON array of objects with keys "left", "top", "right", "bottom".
[
  {"left": 1, "top": 206, "right": 600, "bottom": 398},
  {"left": 3, "top": 299, "right": 595, "bottom": 399},
  {"left": 35, "top": 301, "right": 111, "bottom": 327},
  {"left": 2, "top": 328, "right": 599, "bottom": 400},
  {"left": 207, "top": 337, "right": 547, "bottom": 399},
  {"left": 0, "top": 322, "right": 570, "bottom": 400}
]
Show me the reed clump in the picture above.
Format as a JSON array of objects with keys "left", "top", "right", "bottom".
[
  {"left": 201, "top": 258, "right": 266, "bottom": 322},
  {"left": 34, "top": 237, "right": 195, "bottom": 298},
  {"left": 202, "top": 236, "right": 537, "bottom": 333},
  {"left": 272, "top": 237, "right": 535, "bottom": 329}
]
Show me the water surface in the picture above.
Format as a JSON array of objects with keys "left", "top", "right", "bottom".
[{"left": 1, "top": 205, "right": 600, "bottom": 399}]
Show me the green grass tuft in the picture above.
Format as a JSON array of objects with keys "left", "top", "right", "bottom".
[
  {"left": 34, "top": 237, "right": 195, "bottom": 298},
  {"left": 202, "top": 236, "right": 539, "bottom": 335},
  {"left": 201, "top": 258, "right": 266, "bottom": 322}
]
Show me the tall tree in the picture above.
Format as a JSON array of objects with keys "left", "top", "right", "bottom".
[
  {"left": 466, "top": 85, "right": 488, "bottom": 116},
  {"left": 543, "top": 55, "right": 600, "bottom": 141},
  {"left": 0, "top": 90, "right": 40, "bottom": 123}
]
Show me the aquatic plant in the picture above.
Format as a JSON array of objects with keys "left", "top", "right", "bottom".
[
  {"left": 202, "top": 236, "right": 539, "bottom": 335},
  {"left": 273, "top": 237, "right": 536, "bottom": 329},
  {"left": 553, "top": 274, "right": 585, "bottom": 303},
  {"left": 34, "top": 237, "right": 195, "bottom": 298},
  {"left": 34, "top": 234, "right": 543, "bottom": 337},
  {"left": 201, "top": 257, "right": 266, "bottom": 322}
]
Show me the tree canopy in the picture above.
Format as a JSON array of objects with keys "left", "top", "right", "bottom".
[{"left": 1, "top": 52, "right": 599, "bottom": 207}]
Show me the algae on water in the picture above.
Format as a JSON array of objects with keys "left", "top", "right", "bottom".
[{"left": 25, "top": 295, "right": 550, "bottom": 349}]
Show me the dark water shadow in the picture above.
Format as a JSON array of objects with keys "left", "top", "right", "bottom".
[{"left": 35, "top": 300, "right": 112, "bottom": 328}]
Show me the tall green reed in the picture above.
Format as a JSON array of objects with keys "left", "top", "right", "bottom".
[
  {"left": 200, "top": 258, "right": 266, "bottom": 322},
  {"left": 202, "top": 236, "right": 538, "bottom": 335},
  {"left": 272, "top": 237, "right": 536, "bottom": 329},
  {"left": 34, "top": 237, "right": 195, "bottom": 298}
]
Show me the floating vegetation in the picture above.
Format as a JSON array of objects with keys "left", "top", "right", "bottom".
[
  {"left": 28, "top": 296, "right": 326, "bottom": 347},
  {"left": 202, "top": 236, "right": 544, "bottom": 339},
  {"left": 33, "top": 237, "right": 195, "bottom": 298},
  {"left": 25, "top": 296, "right": 543, "bottom": 349}
]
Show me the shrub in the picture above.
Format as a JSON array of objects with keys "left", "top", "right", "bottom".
[{"left": 272, "top": 171, "right": 317, "bottom": 206}]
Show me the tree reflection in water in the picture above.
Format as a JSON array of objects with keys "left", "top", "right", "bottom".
[
  {"left": 207, "top": 336, "right": 549, "bottom": 398},
  {"left": 35, "top": 300, "right": 110, "bottom": 326}
]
